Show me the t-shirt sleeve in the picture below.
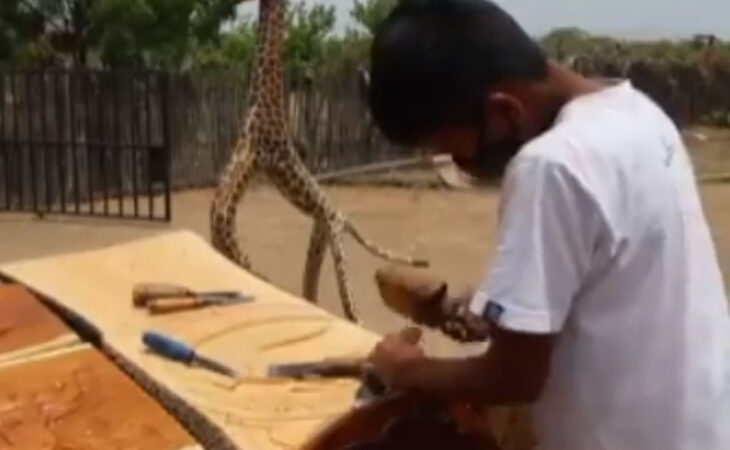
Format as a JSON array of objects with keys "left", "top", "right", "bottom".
[{"left": 469, "top": 153, "right": 602, "bottom": 334}]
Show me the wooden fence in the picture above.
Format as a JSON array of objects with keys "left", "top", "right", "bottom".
[
  {"left": 0, "top": 70, "right": 171, "bottom": 220},
  {"left": 0, "top": 62, "right": 728, "bottom": 210},
  {"left": 166, "top": 69, "right": 411, "bottom": 189},
  {"left": 166, "top": 61, "right": 730, "bottom": 190},
  {"left": 566, "top": 56, "right": 730, "bottom": 127}
]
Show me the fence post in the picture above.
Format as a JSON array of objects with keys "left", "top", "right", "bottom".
[
  {"left": 0, "top": 72, "right": 7, "bottom": 209},
  {"left": 160, "top": 72, "right": 172, "bottom": 222},
  {"left": 26, "top": 70, "right": 39, "bottom": 213}
]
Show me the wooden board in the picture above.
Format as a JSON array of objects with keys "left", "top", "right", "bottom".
[
  {"left": 0, "top": 284, "right": 76, "bottom": 358},
  {"left": 0, "top": 231, "right": 381, "bottom": 450},
  {"left": 0, "top": 285, "right": 198, "bottom": 449},
  {"left": 0, "top": 346, "right": 197, "bottom": 449}
]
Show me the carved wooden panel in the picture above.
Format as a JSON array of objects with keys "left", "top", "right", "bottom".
[
  {"left": 0, "top": 285, "right": 71, "bottom": 355},
  {"left": 0, "top": 347, "right": 196, "bottom": 449}
]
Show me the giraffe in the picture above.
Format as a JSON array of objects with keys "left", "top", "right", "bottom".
[{"left": 209, "top": 0, "right": 428, "bottom": 324}]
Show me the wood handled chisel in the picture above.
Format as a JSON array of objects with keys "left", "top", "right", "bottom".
[
  {"left": 267, "top": 357, "right": 369, "bottom": 379},
  {"left": 267, "top": 357, "right": 389, "bottom": 404},
  {"left": 132, "top": 282, "right": 254, "bottom": 314}
]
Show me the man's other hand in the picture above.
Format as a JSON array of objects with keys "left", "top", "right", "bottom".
[{"left": 368, "top": 327, "right": 426, "bottom": 388}]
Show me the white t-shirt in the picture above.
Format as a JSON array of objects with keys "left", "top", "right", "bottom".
[{"left": 469, "top": 81, "right": 730, "bottom": 450}]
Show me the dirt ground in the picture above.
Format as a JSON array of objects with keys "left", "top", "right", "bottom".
[{"left": 1, "top": 181, "right": 729, "bottom": 356}]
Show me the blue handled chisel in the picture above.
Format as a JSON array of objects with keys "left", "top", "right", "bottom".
[{"left": 142, "top": 331, "right": 241, "bottom": 379}]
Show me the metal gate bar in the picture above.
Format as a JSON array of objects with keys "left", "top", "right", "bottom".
[{"left": 0, "top": 69, "right": 171, "bottom": 222}]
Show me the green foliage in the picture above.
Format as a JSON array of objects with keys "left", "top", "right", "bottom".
[
  {"left": 350, "top": 0, "right": 396, "bottom": 37},
  {"left": 192, "top": 14, "right": 256, "bottom": 71},
  {"left": 540, "top": 27, "right": 607, "bottom": 56},
  {"left": 193, "top": 1, "right": 337, "bottom": 79},
  {"left": 342, "top": 0, "right": 397, "bottom": 69},
  {"left": 285, "top": 1, "right": 335, "bottom": 79},
  {"left": 0, "top": 0, "right": 51, "bottom": 65},
  {"left": 1, "top": 0, "right": 728, "bottom": 78},
  {"left": 538, "top": 26, "right": 728, "bottom": 67},
  {"left": 89, "top": 0, "right": 154, "bottom": 67},
  {"left": 90, "top": 0, "right": 240, "bottom": 69},
  {"left": 0, "top": 0, "right": 240, "bottom": 69},
  {"left": 319, "top": 29, "right": 370, "bottom": 75},
  {"left": 191, "top": 0, "right": 241, "bottom": 43}
]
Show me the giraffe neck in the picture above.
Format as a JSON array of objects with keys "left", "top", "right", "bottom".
[{"left": 249, "top": 0, "right": 286, "bottom": 112}]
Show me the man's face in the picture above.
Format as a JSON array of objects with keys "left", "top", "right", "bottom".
[{"left": 423, "top": 93, "right": 529, "bottom": 179}]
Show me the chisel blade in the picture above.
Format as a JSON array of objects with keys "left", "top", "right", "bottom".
[{"left": 267, "top": 358, "right": 365, "bottom": 379}]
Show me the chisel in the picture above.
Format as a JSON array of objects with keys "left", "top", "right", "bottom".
[
  {"left": 267, "top": 357, "right": 368, "bottom": 379},
  {"left": 142, "top": 331, "right": 241, "bottom": 379},
  {"left": 268, "top": 357, "right": 389, "bottom": 403},
  {"left": 132, "top": 283, "right": 254, "bottom": 314}
]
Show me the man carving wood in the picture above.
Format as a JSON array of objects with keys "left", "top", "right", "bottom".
[{"left": 364, "top": 1, "right": 730, "bottom": 449}]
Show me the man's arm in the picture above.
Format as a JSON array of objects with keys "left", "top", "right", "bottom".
[
  {"left": 369, "top": 323, "right": 555, "bottom": 406},
  {"left": 370, "top": 155, "right": 600, "bottom": 405}
]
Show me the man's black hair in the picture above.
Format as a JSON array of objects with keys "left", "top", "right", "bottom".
[{"left": 368, "top": 0, "right": 548, "bottom": 147}]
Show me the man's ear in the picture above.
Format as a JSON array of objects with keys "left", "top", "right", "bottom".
[{"left": 485, "top": 92, "right": 526, "bottom": 135}]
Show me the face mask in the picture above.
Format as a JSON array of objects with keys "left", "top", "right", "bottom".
[{"left": 452, "top": 113, "right": 525, "bottom": 180}]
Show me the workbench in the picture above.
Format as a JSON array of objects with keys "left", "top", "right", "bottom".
[
  {"left": 0, "top": 231, "right": 535, "bottom": 450},
  {"left": 0, "top": 231, "right": 378, "bottom": 450},
  {"left": 0, "top": 284, "right": 198, "bottom": 449}
]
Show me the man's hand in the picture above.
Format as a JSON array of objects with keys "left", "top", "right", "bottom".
[
  {"left": 367, "top": 327, "right": 426, "bottom": 389},
  {"left": 366, "top": 321, "right": 555, "bottom": 406}
]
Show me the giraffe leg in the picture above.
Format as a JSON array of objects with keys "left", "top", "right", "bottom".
[
  {"left": 327, "top": 216, "right": 360, "bottom": 324},
  {"left": 210, "top": 146, "right": 255, "bottom": 267},
  {"left": 275, "top": 136, "right": 429, "bottom": 272},
  {"left": 302, "top": 217, "right": 328, "bottom": 303},
  {"left": 210, "top": 118, "right": 270, "bottom": 282}
]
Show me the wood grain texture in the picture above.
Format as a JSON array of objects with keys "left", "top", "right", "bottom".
[
  {"left": 0, "top": 231, "right": 381, "bottom": 450},
  {"left": 0, "top": 285, "right": 74, "bottom": 355},
  {"left": 0, "top": 232, "right": 536, "bottom": 450},
  {"left": 0, "top": 347, "right": 196, "bottom": 450}
]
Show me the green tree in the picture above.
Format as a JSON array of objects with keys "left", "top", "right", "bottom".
[
  {"left": 91, "top": 0, "right": 241, "bottom": 69},
  {"left": 192, "top": 1, "right": 337, "bottom": 78},
  {"left": 0, "top": 0, "right": 78, "bottom": 66},
  {"left": 192, "top": 14, "right": 256, "bottom": 71},
  {"left": 285, "top": 1, "right": 336, "bottom": 80},
  {"left": 540, "top": 27, "right": 613, "bottom": 58},
  {"left": 328, "top": 0, "right": 397, "bottom": 71},
  {"left": 350, "top": 0, "right": 395, "bottom": 37},
  {"left": 0, "top": 0, "right": 241, "bottom": 69},
  {"left": 88, "top": 0, "right": 154, "bottom": 67}
]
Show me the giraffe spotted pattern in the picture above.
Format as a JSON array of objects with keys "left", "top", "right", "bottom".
[{"left": 209, "top": 0, "right": 428, "bottom": 324}]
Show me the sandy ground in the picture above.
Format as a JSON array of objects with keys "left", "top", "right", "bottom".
[{"left": 1, "top": 182, "right": 729, "bottom": 356}]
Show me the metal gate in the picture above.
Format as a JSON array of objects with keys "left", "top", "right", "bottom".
[{"left": 0, "top": 69, "right": 171, "bottom": 221}]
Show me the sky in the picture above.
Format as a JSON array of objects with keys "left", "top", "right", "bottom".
[{"left": 237, "top": 0, "right": 730, "bottom": 40}]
